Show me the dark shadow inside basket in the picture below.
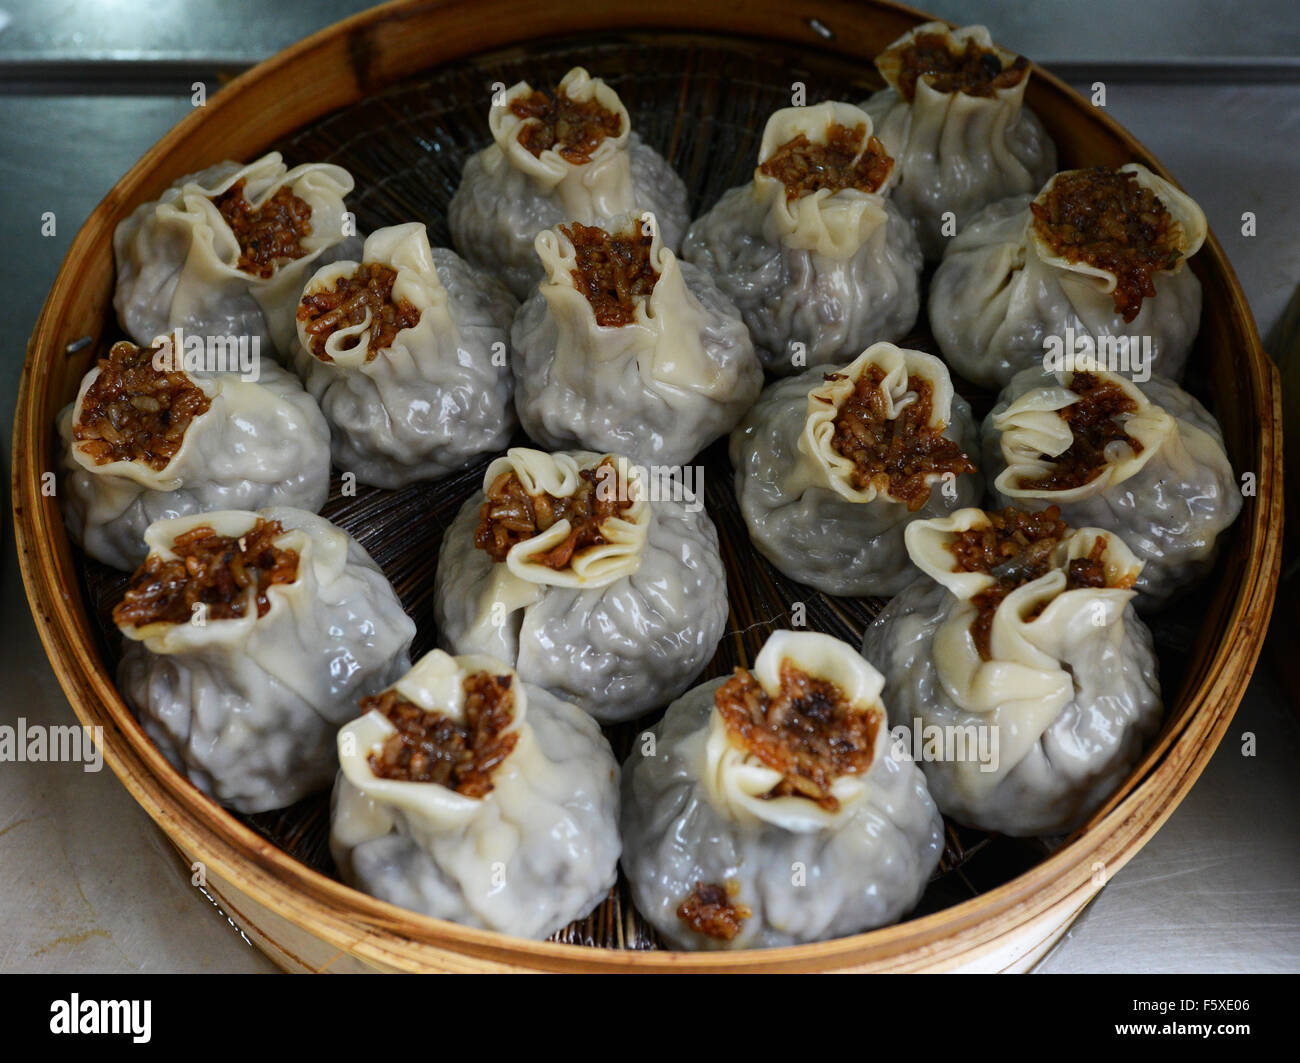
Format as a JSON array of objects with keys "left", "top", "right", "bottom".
[{"left": 79, "top": 31, "right": 1223, "bottom": 950}]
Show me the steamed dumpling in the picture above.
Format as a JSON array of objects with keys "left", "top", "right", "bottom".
[
  {"left": 434, "top": 448, "right": 727, "bottom": 724},
  {"left": 331, "top": 649, "right": 621, "bottom": 940},
  {"left": 929, "top": 164, "right": 1207, "bottom": 387},
  {"left": 512, "top": 214, "right": 763, "bottom": 467},
  {"left": 448, "top": 67, "right": 690, "bottom": 300},
  {"left": 981, "top": 367, "right": 1241, "bottom": 609},
  {"left": 860, "top": 22, "right": 1057, "bottom": 260},
  {"left": 682, "top": 101, "right": 922, "bottom": 374},
  {"left": 862, "top": 507, "right": 1162, "bottom": 836},
  {"left": 115, "top": 508, "right": 415, "bottom": 813},
  {"left": 288, "top": 223, "right": 518, "bottom": 488},
  {"left": 114, "top": 152, "right": 358, "bottom": 354},
  {"left": 621, "top": 630, "right": 943, "bottom": 949},
  {"left": 730, "top": 341, "right": 983, "bottom": 596},
  {"left": 57, "top": 335, "right": 331, "bottom": 570}
]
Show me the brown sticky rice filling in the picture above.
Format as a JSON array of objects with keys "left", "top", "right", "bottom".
[
  {"left": 211, "top": 177, "right": 314, "bottom": 279},
  {"left": 511, "top": 87, "right": 623, "bottom": 164},
  {"left": 112, "top": 519, "right": 299, "bottom": 627},
  {"left": 714, "top": 659, "right": 878, "bottom": 812},
  {"left": 296, "top": 262, "right": 422, "bottom": 362},
  {"left": 677, "top": 880, "right": 752, "bottom": 941},
  {"left": 560, "top": 220, "right": 659, "bottom": 327},
  {"left": 948, "top": 508, "right": 1130, "bottom": 659},
  {"left": 1018, "top": 372, "right": 1144, "bottom": 491},
  {"left": 1031, "top": 167, "right": 1183, "bottom": 322},
  {"left": 474, "top": 457, "right": 632, "bottom": 570},
  {"left": 758, "top": 122, "right": 894, "bottom": 202},
  {"left": 363, "top": 673, "right": 518, "bottom": 797},
  {"left": 73, "top": 339, "right": 211, "bottom": 471},
  {"left": 825, "top": 366, "right": 975, "bottom": 511},
  {"left": 888, "top": 31, "right": 1030, "bottom": 101}
]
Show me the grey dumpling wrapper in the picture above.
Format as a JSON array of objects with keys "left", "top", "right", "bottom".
[
  {"left": 117, "top": 507, "right": 416, "bottom": 814},
  {"left": 289, "top": 226, "right": 518, "bottom": 489},
  {"left": 621, "top": 670, "right": 943, "bottom": 949},
  {"left": 859, "top": 23, "right": 1057, "bottom": 261},
  {"left": 928, "top": 164, "right": 1208, "bottom": 389},
  {"left": 331, "top": 658, "right": 621, "bottom": 940},
  {"left": 511, "top": 224, "right": 763, "bottom": 468},
  {"left": 982, "top": 368, "right": 1242, "bottom": 611},
  {"left": 862, "top": 570, "right": 1162, "bottom": 838},
  {"left": 447, "top": 67, "right": 689, "bottom": 301},
  {"left": 113, "top": 153, "right": 359, "bottom": 355},
  {"left": 434, "top": 463, "right": 728, "bottom": 725},
  {"left": 729, "top": 349, "right": 984, "bottom": 597},
  {"left": 681, "top": 188, "right": 922, "bottom": 375},
  {"left": 58, "top": 356, "right": 331, "bottom": 571}
]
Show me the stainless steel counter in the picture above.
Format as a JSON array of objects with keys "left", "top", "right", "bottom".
[{"left": 1, "top": 0, "right": 1296, "bottom": 973}]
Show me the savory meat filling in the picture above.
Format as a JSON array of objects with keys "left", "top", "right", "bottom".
[
  {"left": 113, "top": 519, "right": 299, "bottom": 627},
  {"left": 296, "top": 262, "right": 422, "bottom": 362},
  {"left": 826, "top": 366, "right": 975, "bottom": 510},
  {"left": 949, "top": 506, "right": 1070, "bottom": 660},
  {"left": 211, "top": 178, "right": 314, "bottom": 278},
  {"left": 759, "top": 122, "right": 894, "bottom": 201},
  {"left": 474, "top": 457, "right": 631, "bottom": 569},
  {"left": 889, "top": 32, "right": 1030, "bottom": 101},
  {"left": 511, "top": 87, "right": 623, "bottom": 164},
  {"left": 560, "top": 220, "right": 659, "bottom": 327},
  {"left": 73, "top": 339, "right": 212, "bottom": 471},
  {"left": 363, "top": 673, "right": 518, "bottom": 797},
  {"left": 677, "top": 880, "right": 752, "bottom": 941},
  {"left": 1031, "top": 168, "right": 1182, "bottom": 322},
  {"left": 1065, "top": 535, "right": 1111, "bottom": 591},
  {"left": 1018, "top": 372, "right": 1144, "bottom": 491},
  {"left": 715, "top": 660, "right": 878, "bottom": 812}
]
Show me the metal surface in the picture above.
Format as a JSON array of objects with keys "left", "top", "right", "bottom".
[{"left": 1, "top": 1, "right": 1297, "bottom": 973}]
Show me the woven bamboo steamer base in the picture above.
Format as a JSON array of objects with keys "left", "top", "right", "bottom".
[{"left": 12, "top": 0, "right": 1282, "bottom": 972}]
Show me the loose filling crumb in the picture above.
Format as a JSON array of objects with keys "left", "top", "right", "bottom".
[
  {"left": 1018, "top": 372, "right": 1144, "bottom": 491},
  {"left": 296, "top": 262, "right": 422, "bottom": 362},
  {"left": 714, "top": 659, "right": 878, "bottom": 812},
  {"left": 510, "top": 87, "right": 623, "bottom": 164},
  {"left": 211, "top": 177, "right": 314, "bottom": 279},
  {"left": 112, "top": 519, "right": 299, "bottom": 627},
  {"left": 1031, "top": 167, "right": 1182, "bottom": 322},
  {"left": 362, "top": 673, "right": 518, "bottom": 797},
  {"left": 559, "top": 220, "right": 659, "bottom": 327},
  {"left": 73, "top": 340, "right": 212, "bottom": 470},
  {"left": 888, "top": 32, "right": 1030, "bottom": 101},
  {"left": 826, "top": 366, "right": 975, "bottom": 510},
  {"left": 677, "top": 880, "right": 752, "bottom": 941},
  {"left": 758, "top": 122, "right": 894, "bottom": 201},
  {"left": 475, "top": 457, "right": 631, "bottom": 569}
]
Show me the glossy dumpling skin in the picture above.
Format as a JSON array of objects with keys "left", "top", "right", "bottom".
[
  {"left": 729, "top": 343, "right": 983, "bottom": 597},
  {"left": 862, "top": 514, "right": 1162, "bottom": 836},
  {"left": 621, "top": 632, "right": 943, "bottom": 950},
  {"left": 929, "top": 164, "right": 1207, "bottom": 389},
  {"left": 448, "top": 67, "right": 689, "bottom": 300},
  {"left": 859, "top": 22, "right": 1056, "bottom": 261},
  {"left": 113, "top": 152, "right": 358, "bottom": 354},
  {"left": 289, "top": 224, "right": 518, "bottom": 489},
  {"left": 331, "top": 652, "right": 621, "bottom": 940},
  {"left": 511, "top": 216, "right": 762, "bottom": 468},
  {"left": 117, "top": 508, "right": 415, "bottom": 813},
  {"left": 57, "top": 347, "right": 331, "bottom": 571},
  {"left": 434, "top": 450, "right": 728, "bottom": 724},
  {"left": 682, "top": 102, "right": 922, "bottom": 374},
  {"left": 982, "top": 368, "right": 1242, "bottom": 610}
]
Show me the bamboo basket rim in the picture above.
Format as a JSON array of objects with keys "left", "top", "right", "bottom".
[{"left": 11, "top": 0, "right": 1284, "bottom": 971}]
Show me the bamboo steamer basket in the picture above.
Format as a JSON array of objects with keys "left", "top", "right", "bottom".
[{"left": 11, "top": 0, "right": 1282, "bottom": 972}]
